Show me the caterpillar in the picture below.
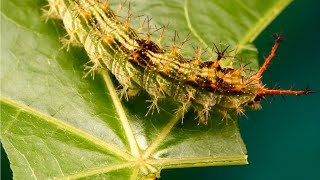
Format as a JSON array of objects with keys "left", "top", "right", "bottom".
[{"left": 44, "top": 0, "right": 313, "bottom": 124}]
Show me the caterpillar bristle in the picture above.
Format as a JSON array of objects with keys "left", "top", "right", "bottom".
[{"left": 146, "top": 96, "right": 160, "bottom": 116}]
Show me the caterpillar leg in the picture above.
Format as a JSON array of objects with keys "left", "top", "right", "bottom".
[
  {"left": 42, "top": 0, "right": 61, "bottom": 22},
  {"left": 146, "top": 95, "right": 160, "bottom": 116},
  {"left": 196, "top": 104, "right": 211, "bottom": 125},
  {"left": 116, "top": 85, "right": 140, "bottom": 101},
  {"left": 116, "top": 74, "right": 139, "bottom": 101},
  {"left": 83, "top": 52, "right": 104, "bottom": 79},
  {"left": 175, "top": 102, "right": 190, "bottom": 125},
  {"left": 60, "top": 29, "right": 82, "bottom": 51},
  {"left": 219, "top": 110, "right": 234, "bottom": 125}
]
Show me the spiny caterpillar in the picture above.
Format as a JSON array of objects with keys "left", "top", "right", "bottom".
[{"left": 44, "top": 0, "right": 313, "bottom": 124}]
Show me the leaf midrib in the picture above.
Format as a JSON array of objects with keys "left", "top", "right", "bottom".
[{"left": 102, "top": 72, "right": 141, "bottom": 158}]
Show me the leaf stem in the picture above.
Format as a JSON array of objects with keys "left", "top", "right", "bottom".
[{"left": 146, "top": 155, "right": 248, "bottom": 169}]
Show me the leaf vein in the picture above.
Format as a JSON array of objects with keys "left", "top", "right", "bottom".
[
  {"left": 0, "top": 96, "right": 134, "bottom": 160},
  {"left": 142, "top": 103, "right": 191, "bottom": 159},
  {"left": 5, "top": 136, "right": 38, "bottom": 180},
  {"left": 183, "top": 0, "right": 208, "bottom": 48},
  {"left": 58, "top": 162, "right": 134, "bottom": 179}
]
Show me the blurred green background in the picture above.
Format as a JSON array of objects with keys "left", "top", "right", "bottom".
[{"left": 1, "top": 0, "right": 319, "bottom": 179}]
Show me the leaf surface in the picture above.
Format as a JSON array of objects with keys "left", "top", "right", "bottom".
[{"left": 0, "top": 0, "right": 291, "bottom": 179}]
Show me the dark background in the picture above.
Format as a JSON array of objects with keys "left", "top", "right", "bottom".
[{"left": 1, "top": 0, "right": 320, "bottom": 179}]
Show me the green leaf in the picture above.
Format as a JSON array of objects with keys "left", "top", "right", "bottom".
[{"left": 1, "top": 0, "right": 291, "bottom": 179}]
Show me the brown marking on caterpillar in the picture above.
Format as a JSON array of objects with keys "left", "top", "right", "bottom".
[
  {"left": 234, "top": 84, "right": 244, "bottom": 92},
  {"left": 193, "top": 48, "right": 202, "bottom": 65},
  {"left": 131, "top": 52, "right": 141, "bottom": 65},
  {"left": 82, "top": 10, "right": 91, "bottom": 19},
  {"left": 161, "top": 65, "right": 170, "bottom": 74},
  {"left": 123, "top": 2, "right": 132, "bottom": 31},
  {"left": 210, "top": 81, "right": 217, "bottom": 89},
  {"left": 73, "top": 0, "right": 92, "bottom": 20},
  {"left": 136, "top": 39, "right": 164, "bottom": 54},
  {"left": 104, "top": 35, "right": 113, "bottom": 44},
  {"left": 103, "top": 0, "right": 109, "bottom": 11},
  {"left": 145, "top": 17, "right": 153, "bottom": 44},
  {"left": 188, "top": 74, "right": 197, "bottom": 82}
]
